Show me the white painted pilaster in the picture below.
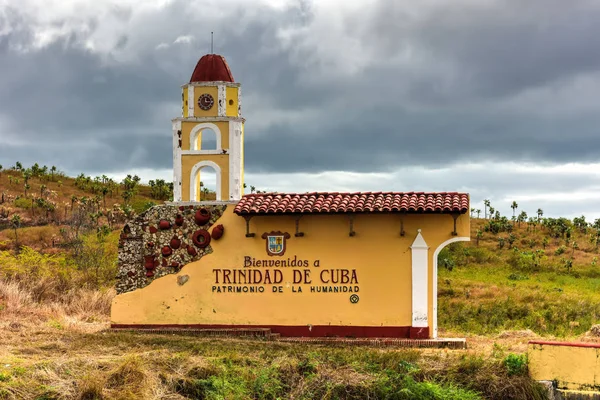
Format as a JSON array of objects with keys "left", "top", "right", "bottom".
[
  {"left": 187, "top": 86, "right": 195, "bottom": 117},
  {"left": 411, "top": 229, "right": 429, "bottom": 328},
  {"left": 172, "top": 120, "right": 182, "bottom": 202},
  {"left": 218, "top": 84, "right": 226, "bottom": 117},
  {"left": 237, "top": 86, "right": 242, "bottom": 117},
  {"left": 228, "top": 121, "right": 242, "bottom": 201}
]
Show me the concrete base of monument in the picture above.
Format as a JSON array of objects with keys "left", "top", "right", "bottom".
[
  {"left": 109, "top": 325, "right": 467, "bottom": 349},
  {"left": 109, "top": 324, "right": 466, "bottom": 349}
]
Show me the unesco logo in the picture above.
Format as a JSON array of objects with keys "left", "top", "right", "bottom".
[{"left": 350, "top": 294, "right": 359, "bottom": 304}]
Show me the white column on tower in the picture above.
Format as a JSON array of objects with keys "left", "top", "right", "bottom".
[
  {"left": 228, "top": 120, "right": 243, "bottom": 201},
  {"left": 172, "top": 120, "right": 182, "bottom": 201}
]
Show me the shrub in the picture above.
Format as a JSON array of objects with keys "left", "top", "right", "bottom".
[
  {"left": 131, "top": 199, "right": 156, "bottom": 215},
  {"left": 13, "top": 197, "right": 35, "bottom": 209},
  {"left": 504, "top": 354, "right": 527, "bottom": 376}
]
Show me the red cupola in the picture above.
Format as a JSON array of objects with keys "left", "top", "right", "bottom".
[{"left": 189, "top": 54, "right": 235, "bottom": 83}]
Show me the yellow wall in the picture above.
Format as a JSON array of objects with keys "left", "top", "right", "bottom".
[
  {"left": 181, "top": 155, "right": 229, "bottom": 201},
  {"left": 181, "top": 121, "right": 231, "bottom": 151},
  {"left": 192, "top": 86, "right": 219, "bottom": 118},
  {"left": 226, "top": 87, "right": 239, "bottom": 117},
  {"left": 528, "top": 342, "right": 600, "bottom": 391},
  {"left": 112, "top": 208, "right": 469, "bottom": 332}
]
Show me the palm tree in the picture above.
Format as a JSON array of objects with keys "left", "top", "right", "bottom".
[
  {"left": 11, "top": 214, "right": 21, "bottom": 249},
  {"left": 511, "top": 201, "right": 518, "bottom": 219},
  {"left": 476, "top": 209, "right": 481, "bottom": 218},
  {"left": 470, "top": 208, "right": 475, "bottom": 218},
  {"left": 484, "top": 199, "right": 490, "bottom": 219},
  {"left": 537, "top": 208, "right": 543, "bottom": 222},
  {"left": 50, "top": 165, "right": 57, "bottom": 181}
]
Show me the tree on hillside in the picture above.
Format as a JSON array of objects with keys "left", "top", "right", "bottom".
[
  {"left": 24, "top": 183, "right": 30, "bottom": 197},
  {"left": 511, "top": 201, "right": 518, "bottom": 221},
  {"left": 476, "top": 229, "right": 483, "bottom": 246},
  {"left": 573, "top": 215, "right": 588, "bottom": 233},
  {"left": 484, "top": 199, "right": 490, "bottom": 219},
  {"left": 517, "top": 211, "right": 527, "bottom": 228},
  {"left": 15, "top": 161, "right": 22, "bottom": 171},
  {"left": 0, "top": 164, "right": 3, "bottom": 179},
  {"left": 537, "top": 208, "right": 543, "bottom": 223},
  {"left": 22, "top": 169, "right": 31, "bottom": 185},
  {"left": 40, "top": 184, "right": 47, "bottom": 198},
  {"left": 11, "top": 214, "right": 21, "bottom": 250},
  {"left": 50, "top": 165, "right": 57, "bottom": 181},
  {"left": 470, "top": 208, "right": 475, "bottom": 217},
  {"left": 476, "top": 209, "right": 481, "bottom": 218}
]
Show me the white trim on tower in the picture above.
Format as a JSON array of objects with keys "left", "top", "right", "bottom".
[
  {"left": 187, "top": 86, "right": 195, "bottom": 117},
  {"left": 218, "top": 84, "right": 226, "bottom": 117},
  {"left": 237, "top": 86, "right": 242, "bottom": 117},
  {"left": 172, "top": 120, "right": 182, "bottom": 201},
  {"left": 228, "top": 122, "right": 242, "bottom": 201}
]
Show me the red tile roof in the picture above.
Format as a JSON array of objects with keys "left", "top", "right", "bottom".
[
  {"left": 190, "top": 54, "right": 235, "bottom": 83},
  {"left": 234, "top": 192, "right": 469, "bottom": 215}
]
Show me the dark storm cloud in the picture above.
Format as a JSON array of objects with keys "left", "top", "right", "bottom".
[{"left": 1, "top": 0, "right": 600, "bottom": 176}]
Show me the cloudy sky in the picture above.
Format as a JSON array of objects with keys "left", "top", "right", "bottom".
[{"left": 1, "top": 0, "right": 600, "bottom": 220}]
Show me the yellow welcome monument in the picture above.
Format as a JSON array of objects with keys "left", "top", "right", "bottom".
[{"left": 111, "top": 53, "right": 470, "bottom": 340}]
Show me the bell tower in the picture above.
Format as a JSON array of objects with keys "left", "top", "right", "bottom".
[{"left": 172, "top": 54, "right": 244, "bottom": 202}]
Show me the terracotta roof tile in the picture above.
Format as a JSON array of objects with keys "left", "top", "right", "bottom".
[{"left": 234, "top": 192, "right": 469, "bottom": 216}]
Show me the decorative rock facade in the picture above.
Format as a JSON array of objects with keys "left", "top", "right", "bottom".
[{"left": 117, "top": 203, "right": 226, "bottom": 294}]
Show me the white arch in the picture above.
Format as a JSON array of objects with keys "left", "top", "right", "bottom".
[
  {"left": 190, "top": 160, "right": 222, "bottom": 201},
  {"left": 189, "top": 123, "right": 222, "bottom": 151},
  {"left": 432, "top": 236, "right": 470, "bottom": 338}
]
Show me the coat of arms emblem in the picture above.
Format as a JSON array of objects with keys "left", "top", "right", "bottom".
[{"left": 261, "top": 231, "right": 291, "bottom": 257}]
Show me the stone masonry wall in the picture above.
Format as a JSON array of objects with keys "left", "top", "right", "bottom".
[{"left": 116, "top": 203, "right": 227, "bottom": 294}]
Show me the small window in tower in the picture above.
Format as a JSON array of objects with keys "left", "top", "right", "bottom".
[{"left": 228, "top": 99, "right": 234, "bottom": 106}]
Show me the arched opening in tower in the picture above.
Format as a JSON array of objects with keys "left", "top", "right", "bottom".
[
  {"left": 195, "top": 128, "right": 218, "bottom": 151},
  {"left": 193, "top": 165, "right": 218, "bottom": 201}
]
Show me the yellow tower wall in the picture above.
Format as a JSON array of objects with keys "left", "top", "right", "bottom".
[
  {"left": 111, "top": 207, "right": 469, "bottom": 338},
  {"left": 192, "top": 86, "right": 220, "bottom": 117},
  {"left": 226, "top": 87, "right": 239, "bottom": 117}
]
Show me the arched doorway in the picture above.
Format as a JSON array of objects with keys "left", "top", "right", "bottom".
[
  {"left": 190, "top": 161, "right": 221, "bottom": 201},
  {"left": 432, "top": 236, "right": 470, "bottom": 338}
]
